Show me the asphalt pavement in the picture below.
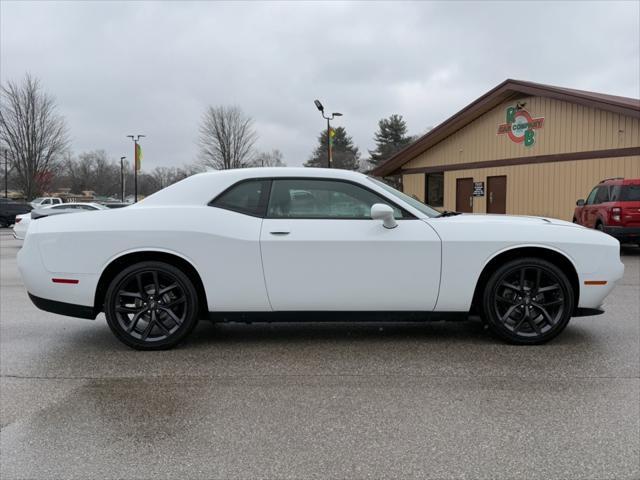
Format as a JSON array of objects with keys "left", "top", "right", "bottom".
[{"left": 1, "top": 229, "right": 638, "bottom": 479}]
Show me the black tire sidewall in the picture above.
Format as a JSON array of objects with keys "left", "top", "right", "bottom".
[
  {"left": 104, "top": 261, "right": 200, "bottom": 350},
  {"left": 482, "top": 257, "right": 574, "bottom": 345}
]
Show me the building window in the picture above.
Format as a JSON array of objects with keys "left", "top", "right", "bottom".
[{"left": 425, "top": 172, "right": 444, "bottom": 207}]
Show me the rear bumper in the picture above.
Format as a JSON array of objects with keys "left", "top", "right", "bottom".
[
  {"left": 573, "top": 307, "right": 605, "bottom": 317},
  {"left": 603, "top": 226, "right": 640, "bottom": 243},
  {"left": 28, "top": 293, "right": 96, "bottom": 319},
  {"left": 18, "top": 234, "right": 100, "bottom": 309}
]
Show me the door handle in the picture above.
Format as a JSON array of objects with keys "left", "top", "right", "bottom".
[
  {"left": 489, "top": 192, "right": 494, "bottom": 203},
  {"left": 269, "top": 231, "right": 290, "bottom": 236},
  {"left": 469, "top": 196, "right": 473, "bottom": 208}
]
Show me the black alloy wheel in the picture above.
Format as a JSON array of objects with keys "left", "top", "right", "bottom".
[
  {"left": 483, "top": 258, "right": 574, "bottom": 345},
  {"left": 104, "top": 261, "right": 199, "bottom": 350}
]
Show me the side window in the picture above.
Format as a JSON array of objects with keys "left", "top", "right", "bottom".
[
  {"left": 610, "top": 186, "right": 621, "bottom": 202},
  {"left": 211, "top": 180, "right": 270, "bottom": 217},
  {"left": 594, "top": 186, "right": 610, "bottom": 204},
  {"left": 42, "top": 199, "right": 51, "bottom": 205},
  {"left": 585, "top": 188, "right": 598, "bottom": 205},
  {"left": 267, "top": 179, "right": 405, "bottom": 219},
  {"left": 425, "top": 172, "right": 444, "bottom": 207}
]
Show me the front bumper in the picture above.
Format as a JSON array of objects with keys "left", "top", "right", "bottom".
[{"left": 603, "top": 226, "right": 640, "bottom": 243}]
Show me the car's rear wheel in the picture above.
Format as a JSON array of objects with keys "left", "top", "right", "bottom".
[
  {"left": 596, "top": 223, "right": 604, "bottom": 232},
  {"left": 0, "top": 216, "right": 9, "bottom": 228},
  {"left": 482, "top": 258, "right": 574, "bottom": 345},
  {"left": 104, "top": 261, "right": 199, "bottom": 350}
]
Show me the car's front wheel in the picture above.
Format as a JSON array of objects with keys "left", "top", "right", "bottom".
[
  {"left": 482, "top": 258, "right": 574, "bottom": 345},
  {"left": 104, "top": 261, "right": 200, "bottom": 350}
]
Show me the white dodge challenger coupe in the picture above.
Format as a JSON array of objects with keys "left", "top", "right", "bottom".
[{"left": 18, "top": 168, "right": 624, "bottom": 350}]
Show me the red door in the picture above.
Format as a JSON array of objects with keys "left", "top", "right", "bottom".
[
  {"left": 582, "top": 187, "right": 599, "bottom": 227},
  {"left": 487, "top": 176, "right": 507, "bottom": 214},
  {"left": 456, "top": 178, "right": 474, "bottom": 213}
]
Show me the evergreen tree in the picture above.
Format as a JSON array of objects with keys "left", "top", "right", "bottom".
[
  {"left": 304, "top": 126, "right": 360, "bottom": 170},
  {"left": 368, "top": 114, "right": 412, "bottom": 168}
]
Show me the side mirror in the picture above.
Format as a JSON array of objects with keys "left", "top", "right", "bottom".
[
  {"left": 371, "top": 203, "right": 397, "bottom": 229},
  {"left": 576, "top": 199, "right": 585, "bottom": 206}
]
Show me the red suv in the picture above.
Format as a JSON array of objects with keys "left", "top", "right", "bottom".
[{"left": 574, "top": 177, "right": 640, "bottom": 246}]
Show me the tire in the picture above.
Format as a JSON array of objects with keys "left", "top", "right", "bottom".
[
  {"left": 596, "top": 223, "right": 604, "bottom": 232},
  {"left": 104, "top": 261, "right": 200, "bottom": 350},
  {"left": 482, "top": 257, "right": 574, "bottom": 345},
  {"left": 0, "top": 217, "right": 8, "bottom": 228}
]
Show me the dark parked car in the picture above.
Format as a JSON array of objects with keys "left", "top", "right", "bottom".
[
  {"left": 0, "top": 198, "right": 32, "bottom": 227},
  {"left": 574, "top": 177, "right": 640, "bottom": 246}
]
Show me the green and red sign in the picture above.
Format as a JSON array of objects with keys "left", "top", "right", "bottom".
[{"left": 497, "top": 106, "right": 544, "bottom": 146}]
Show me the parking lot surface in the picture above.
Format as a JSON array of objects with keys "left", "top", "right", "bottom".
[{"left": 1, "top": 229, "right": 638, "bottom": 479}]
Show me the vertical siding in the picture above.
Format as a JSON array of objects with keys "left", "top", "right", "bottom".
[
  {"left": 402, "top": 174, "right": 425, "bottom": 202},
  {"left": 403, "top": 97, "right": 640, "bottom": 170},
  {"left": 443, "top": 156, "right": 640, "bottom": 221}
]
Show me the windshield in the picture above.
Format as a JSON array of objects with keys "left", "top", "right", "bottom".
[
  {"left": 32, "top": 197, "right": 45, "bottom": 203},
  {"left": 368, "top": 177, "right": 441, "bottom": 218}
]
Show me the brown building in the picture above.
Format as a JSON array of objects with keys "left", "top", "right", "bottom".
[{"left": 373, "top": 79, "right": 640, "bottom": 221}]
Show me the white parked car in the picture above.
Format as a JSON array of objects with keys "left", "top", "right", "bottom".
[
  {"left": 13, "top": 202, "right": 107, "bottom": 240},
  {"left": 17, "top": 168, "right": 624, "bottom": 350},
  {"left": 29, "top": 197, "right": 63, "bottom": 209}
]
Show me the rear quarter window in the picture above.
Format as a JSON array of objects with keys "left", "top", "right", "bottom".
[
  {"left": 611, "top": 185, "right": 640, "bottom": 201},
  {"left": 210, "top": 179, "right": 271, "bottom": 217}
]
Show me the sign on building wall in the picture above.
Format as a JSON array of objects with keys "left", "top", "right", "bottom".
[
  {"left": 473, "top": 182, "right": 485, "bottom": 197},
  {"left": 497, "top": 105, "right": 544, "bottom": 146}
]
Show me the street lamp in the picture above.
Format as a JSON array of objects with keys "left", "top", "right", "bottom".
[
  {"left": 120, "top": 156, "right": 126, "bottom": 202},
  {"left": 314, "top": 100, "right": 342, "bottom": 168},
  {"left": 127, "top": 135, "right": 145, "bottom": 202},
  {"left": 2, "top": 149, "right": 9, "bottom": 198}
]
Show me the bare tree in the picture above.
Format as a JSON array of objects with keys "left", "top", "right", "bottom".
[
  {"left": 198, "top": 105, "right": 257, "bottom": 170},
  {"left": 64, "top": 150, "right": 120, "bottom": 196},
  {"left": 251, "top": 149, "right": 286, "bottom": 167},
  {"left": 0, "top": 74, "right": 69, "bottom": 199},
  {"left": 139, "top": 164, "right": 204, "bottom": 196}
]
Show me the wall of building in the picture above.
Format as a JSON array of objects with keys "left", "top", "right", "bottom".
[
  {"left": 403, "top": 155, "right": 640, "bottom": 220},
  {"left": 399, "top": 93, "right": 639, "bottom": 220},
  {"left": 403, "top": 96, "right": 639, "bottom": 170},
  {"left": 402, "top": 173, "right": 425, "bottom": 202}
]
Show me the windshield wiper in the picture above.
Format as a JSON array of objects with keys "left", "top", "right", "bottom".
[{"left": 437, "top": 210, "right": 462, "bottom": 217}]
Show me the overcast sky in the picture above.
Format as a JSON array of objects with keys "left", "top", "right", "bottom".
[{"left": 2, "top": 1, "right": 639, "bottom": 169}]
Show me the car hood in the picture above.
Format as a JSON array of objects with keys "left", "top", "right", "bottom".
[{"left": 427, "top": 213, "right": 582, "bottom": 228}]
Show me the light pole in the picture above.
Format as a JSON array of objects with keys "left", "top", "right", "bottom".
[
  {"left": 120, "top": 156, "right": 126, "bottom": 202},
  {"left": 127, "top": 135, "right": 145, "bottom": 202},
  {"left": 3, "top": 149, "right": 8, "bottom": 198},
  {"left": 314, "top": 100, "right": 342, "bottom": 168}
]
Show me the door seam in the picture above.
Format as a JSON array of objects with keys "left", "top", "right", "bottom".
[{"left": 258, "top": 218, "right": 275, "bottom": 311}]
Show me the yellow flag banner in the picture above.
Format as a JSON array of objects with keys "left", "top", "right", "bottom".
[{"left": 135, "top": 143, "right": 143, "bottom": 171}]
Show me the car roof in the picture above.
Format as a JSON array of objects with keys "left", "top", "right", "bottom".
[
  {"left": 48, "top": 202, "right": 105, "bottom": 209},
  {"left": 139, "top": 168, "right": 370, "bottom": 207},
  {"left": 599, "top": 177, "right": 640, "bottom": 186}
]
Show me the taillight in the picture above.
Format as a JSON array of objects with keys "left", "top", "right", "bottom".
[
  {"left": 15, "top": 218, "right": 21, "bottom": 223},
  {"left": 612, "top": 207, "right": 621, "bottom": 222}
]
